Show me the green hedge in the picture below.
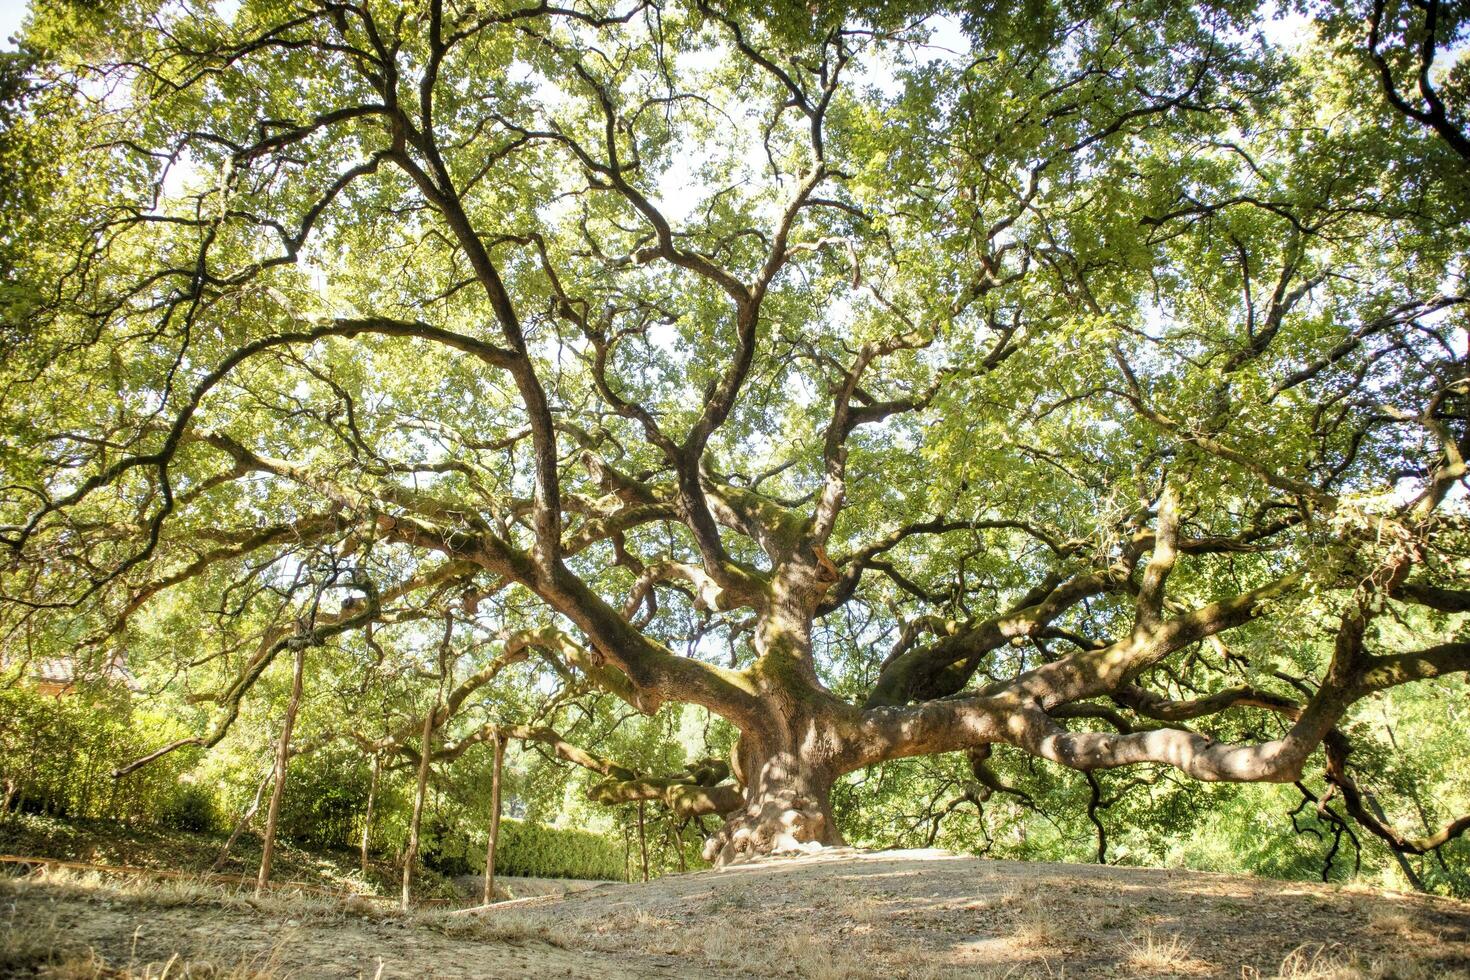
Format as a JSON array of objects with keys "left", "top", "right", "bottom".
[
  {"left": 494, "top": 817, "right": 623, "bottom": 880},
  {"left": 0, "top": 682, "right": 202, "bottom": 827},
  {"left": 424, "top": 816, "right": 623, "bottom": 881}
]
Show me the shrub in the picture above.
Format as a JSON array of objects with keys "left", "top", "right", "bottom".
[
  {"left": 157, "top": 783, "right": 218, "bottom": 833},
  {"left": 274, "top": 747, "right": 370, "bottom": 849},
  {"left": 423, "top": 815, "right": 623, "bottom": 880},
  {"left": 493, "top": 817, "right": 624, "bottom": 880}
]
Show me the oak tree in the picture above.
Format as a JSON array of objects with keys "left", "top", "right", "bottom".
[{"left": 3, "top": 0, "right": 1469, "bottom": 867}]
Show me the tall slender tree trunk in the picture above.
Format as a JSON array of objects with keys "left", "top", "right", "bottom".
[
  {"left": 402, "top": 705, "right": 436, "bottom": 911},
  {"left": 481, "top": 733, "right": 503, "bottom": 905},
  {"left": 257, "top": 646, "right": 305, "bottom": 896},
  {"left": 403, "top": 619, "right": 452, "bottom": 910},
  {"left": 666, "top": 818, "right": 687, "bottom": 873},
  {"left": 638, "top": 800, "right": 649, "bottom": 882},
  {"left": 360, "top": 752, "right": 381, "bottom": 877}
]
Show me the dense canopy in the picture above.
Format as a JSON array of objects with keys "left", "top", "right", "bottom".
[{"left": 1, "top": 0, "right": 1468, "bottom": 883}]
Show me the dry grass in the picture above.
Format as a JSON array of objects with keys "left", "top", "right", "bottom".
[
  {"left": 782, "top": 933, "right": 871, "bottom": 980},
  {"left": 849, "top": 895, "right": 888, "bottom": 925},
  {"left": 1239, "top": 943, "right": 1442, "bottom": 980},
  {"left": 1, "top": 912, "right": 292, "bottom": 979},
  {"left": 1124, "top": 928, "right": 1205, "bottom": 975},
  {"left": 998, "top": 887, "right": 1082, "bottom": 949},
  {"left": 7, "top": 848, "right": 1470, "bottom": 979},
  {"left": 697, "top": 929, "right": 879, "bottom": 978},
  {"left": 11, "top": 864, "right": 573, "bottom": 948},
  {"left": 4, "top": 864, "right": 363, "bottom": 926},
  {"left": 46, "top": 947, "right": 291, "bottom": 979},
  {"left": 410, "top": 906, "right": 562, "bottom": 946},
  {"left": 1, "top": 864, "right": 577, "bottom": 979},
  {"left": 1365, "top": 908, "right": 1441, "bottom": 945}
]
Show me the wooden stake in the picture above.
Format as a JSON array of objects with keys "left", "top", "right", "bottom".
[
  {"left": 256, "top": 646, "right": 305, "bottom": 896},
  {"left": 482, "top": 732, "right": 504, "bottom": 905},
  {"left": 360, "top": 752, "right": 381, "bottom": 876},
  {"left": 637, "top": 799, "right": 649, "bottom": 882},
  {"left": 402, "top": 704, "right": 436, "bottom": 911},
  {"left": 403, "top": 621, "right": 450, "bottom": 911}
]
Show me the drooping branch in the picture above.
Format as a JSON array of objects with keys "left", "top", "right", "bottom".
[
  {"left": 1325, "top": 733, "right": 1470, "bottom": 855},
  {"left": 371, "top": 719, "right": 744, "bottom": 821}
]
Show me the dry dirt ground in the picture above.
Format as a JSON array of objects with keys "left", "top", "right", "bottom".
[{"left": 4, "top": 848, "right": 1470, "bottom": 978}]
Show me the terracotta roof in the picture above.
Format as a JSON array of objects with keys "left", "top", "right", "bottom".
[{"left": 22, "top": 652, "right": 139, "bottom": 693}]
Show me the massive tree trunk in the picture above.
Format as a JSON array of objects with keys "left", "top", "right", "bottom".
[
  {"left": 703, "top": 718, "right": 844, "bottom": 865},
  {"left": 704, "top": 566, "right": 850, "bottom": 865}
]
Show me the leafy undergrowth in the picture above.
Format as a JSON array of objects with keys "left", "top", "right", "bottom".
[{"left": 0, "top": 813, "right": 460, "bottom": 903}]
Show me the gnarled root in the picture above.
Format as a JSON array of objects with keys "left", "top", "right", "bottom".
[{"left": 703, "top": 788, "right": 841, "bottom": 867}]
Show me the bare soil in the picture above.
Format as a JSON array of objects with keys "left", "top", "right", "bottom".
[{"left": 5, "top": 848, "right": 1470, "bottom": 978}]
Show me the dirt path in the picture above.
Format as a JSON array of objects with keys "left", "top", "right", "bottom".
[
  {"left": 518, "top": 849, "right": 1470, "bottom": 978},
  {"left": 6, "top": 849, "right": 1470, "bottom": 977}
]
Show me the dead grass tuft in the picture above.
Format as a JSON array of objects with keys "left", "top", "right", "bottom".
[
  {"left": 1242, "top": 943, "right": 1440, "bottom": 980},
  {"left": 1365, "top": 908, "right": 1440, "bottom": 944},
  {"left": 999, "top": 887, "right": 1081, "bottom": 949},
  {"left": 780, "top": 933, "right": 870, "bottom": 980},
  {"left": 1124, "top": 928, "right": 1205, "bottom": 974},
  {"left": 697, "top": 930, "right": 873, "bottom": 978},
  {"left": 4, "top": 865, "right": 358, "bottom": 927},
  {"left": 850, "top": 895, "right": 889, "bottom": 926},
  {"left": 412, "top": 907, "right": 562, "bottom": 946}
]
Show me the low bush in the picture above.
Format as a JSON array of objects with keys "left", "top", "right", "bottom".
[
  {"left": 157, "top": 783, "right": 218, "bottom": 833},
  {"left": 495, "top": 818, "right": 624, "bottom": 880},
  {"left": 423, "top": 815, "right": 623, "bottom": 881}
]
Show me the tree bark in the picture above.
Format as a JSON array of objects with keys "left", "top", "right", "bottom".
[
  {"left": 256, "top": 646, "right": 305, "bottom": 895},
  {"left": 703, "top": 755, "right": 842, "bottom": 865},
  {"left": 402, "top": 704, "right": 436, "bottom": 911},
  {"left": 702, "top": 701, "right": 848, "bottom": 866},
  {"left": 404, "top": 622, "right": 451, "bottom": 910},
  {"left": 699, "top": 569, "right": 853, "bottom": 865},
  {"left": 481, "top": 733, "right": 503, "bottom": 905},
  {"left": 361, "top": 752, "right": 381, "bottom": 877},
  {"left": 667, "top": 818, "right": 687, "bottom": 873},
  {"left": 638, "top": 800, "right": 649, "bottom": 882}
]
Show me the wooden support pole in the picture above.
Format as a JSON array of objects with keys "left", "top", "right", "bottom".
[
  {"left": 482, "top": 732, "right": 504, "bottom": 905},
  {"left": 402, "top": 705, "right": 436, "bottom": 911},
  {"left": 256, "top": 646, "right": 305, "bottom": 896},
  {"left": 360, "top": 752, "right": 381, "bottom": 877},
  {"left": 638, "top": 799, "right": 649, "bottom": 882}
]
